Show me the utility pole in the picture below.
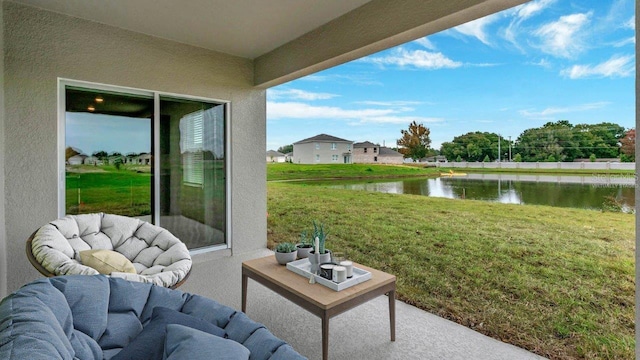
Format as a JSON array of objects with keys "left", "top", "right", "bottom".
[
  {"left": 508, "top": 136, "right": 512, "bottom": 162},
  {"left": 498, "top": 134, "right": 501, "bottom": 162}
]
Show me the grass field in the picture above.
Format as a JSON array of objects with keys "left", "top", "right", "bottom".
[
  {"left": 267, "top": 168, "right": 635, "bottom": 359},
  {"left": 66, "top": 165, "right": 151, "bottom": 216},
  {"left": 267, "top": 162, "right": 439, "bottom": 181}
]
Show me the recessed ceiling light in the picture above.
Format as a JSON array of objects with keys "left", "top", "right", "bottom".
[
  {"left": 95, "top": 97, "right": 104, "bottom": 103},
  {"left": 88, "top": 106, "right": 95, "bottom": 111}
]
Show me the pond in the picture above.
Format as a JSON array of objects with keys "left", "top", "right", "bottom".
[{"left": 323, "top": 173, "right": 636, "bottom": 212}]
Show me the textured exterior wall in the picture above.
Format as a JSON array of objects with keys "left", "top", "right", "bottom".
[
  {"left": 0, "top": 2, "right": 6, "bottom": 299},
  {"left": 3, "top": 2, "right": 266, "bottom": 292},
  {"left": 293, "top": 141, "right": 352, "bottom": 164},
  {"left": 352, "top": 146, "right": 378, "bottom": 163}
]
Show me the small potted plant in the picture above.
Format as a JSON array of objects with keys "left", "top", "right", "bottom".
[
  {"left": 295, "top": 230, "right": 313, "bottom": 259},
  {"left": 308, "top": 221, "right": 331, "bottom": 271},
  {"left": 274, "top": 242, "right": 298, "bottom": 265}
]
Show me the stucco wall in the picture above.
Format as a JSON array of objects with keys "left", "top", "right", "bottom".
[
  {"left": 3, "top": 2, "right": 266, "bottom": 292},
  {"left": 293, "top": 141, "right": 352, "bottom": 164},
  {"left": 0, "top": 2, "right": 6, "bottom": 299}
]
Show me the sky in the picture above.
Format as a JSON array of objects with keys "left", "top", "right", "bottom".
[
  {"left": 66, "top": 113, "right": 151, "bottom": 155},
  {"left": 266, "top": 0, "right": 635, "bottom": 151}
]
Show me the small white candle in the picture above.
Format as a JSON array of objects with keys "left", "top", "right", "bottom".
[
  {"left": 314, "top": 237, "right": 319, "bottom": 254},
  {"left": 340, "top": 260, "right": 353, "bottom": 278}
]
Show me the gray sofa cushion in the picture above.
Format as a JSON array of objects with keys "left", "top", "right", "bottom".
[
  {"left": 164, "top": 324, "right": 250, "bottom": 360},
  {"left": 31, "top": 213, "right": 191, "bottom": 288},
  {"left": 0, "top": 275, "right": 306, "bottom": 360}
]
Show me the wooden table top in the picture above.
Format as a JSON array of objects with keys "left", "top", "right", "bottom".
[{"left": 242, "top": 255, "right": 396, "bottom": 311}]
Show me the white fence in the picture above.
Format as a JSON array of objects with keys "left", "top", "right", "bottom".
[{"left": 439, "top": 161, "right": 635, "bottom": 171}]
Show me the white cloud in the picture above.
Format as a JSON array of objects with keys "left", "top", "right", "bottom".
[
  {"left": 534, "top": 12, "right": 591, "bottom": 58},
  {"left": 624, "top": 15, "right": 635, "bottom": 30},
  {"left": 268, "top": 89, "right": 338, "bottom": 101},
  {"left": 505, "top": 0, "right": 556, "bottom": 49},
  {"left": 613, "top": 36, "right": 635, "bottom": 47},
  {"left": 299, "top": 73, "right": 381, "bottom": 86},
  {"left": 267, "top": 101, "right": 442, "bottom": 125},
  {"left": 299, "top": 75, "right": 327, "bottom": 82},
  {"left": 560, "top": 54, "right": 635, "bottom": 79},
  {"left": 453, "top": 13, "right": 501, "bottom": 46},
  {"left": 352, "top": 116, "right": 442, "bottom": 125},
  {"left": 529, "top": 58, "right": 552, "bottom": 68},
  {"left": 356, "top": 100, "right": 424, "bottom": 107},
  {"left": 514, "top": 0, "right": 556, "bottom": 20},
  {"left": 519, "top": 101, "right": 610, "bottom": 118},
  {"left": 413, "top": 37, "right": 436, "bottom": 50},
  {"left": 365, "top": 48, "right": 462, "bottom": 70}
]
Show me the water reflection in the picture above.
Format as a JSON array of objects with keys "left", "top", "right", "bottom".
[{"left": 325, "top": 173, "right": 635, "bottom": 211}]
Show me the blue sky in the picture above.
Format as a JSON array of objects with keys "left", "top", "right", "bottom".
[
  {"left": 66, "top": 113, "right": 151, "bottom": 155},
  {"left": 266, "top": 0, "right": 635, "bottom": 151}
]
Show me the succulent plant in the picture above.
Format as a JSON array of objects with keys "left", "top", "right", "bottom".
[
  {"left": 312, "top": 220, "right": 329, "bottom": 254},
  {"left": 275, "top": 242, "right": 297, "bottom": 253},
  {"left": 298, "top": 230, "right": 313, "bottom": 247}
]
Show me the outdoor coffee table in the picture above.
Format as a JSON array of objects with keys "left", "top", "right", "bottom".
[{"left": 242, "top": 255, "right": 396, "bottom": 360}]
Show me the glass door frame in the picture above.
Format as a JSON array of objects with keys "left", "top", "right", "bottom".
[{"left": 57, "top": 78, "right": 232, "bottom": 253}]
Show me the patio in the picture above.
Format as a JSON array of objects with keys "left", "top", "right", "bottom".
[
  {"left": 181, "top": 249, "right": 545, "bottom": 360},
  {"left": 0, "top": 0, "right": 635, "bottom": 358}
]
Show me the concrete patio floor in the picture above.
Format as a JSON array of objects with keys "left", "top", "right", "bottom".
[{"left": 181, "top": 249, "right": 546, "bottom": 360}]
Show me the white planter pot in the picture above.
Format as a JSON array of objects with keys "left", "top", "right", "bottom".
[
  {"left": 310, "top": 250, "right": 331, "bottom": 265},
  {"left": 275, "top": 250, "right": 298, "bottom": 265},
  {"left": 296, "top": 245, "right": 312, "bottom": 259}
]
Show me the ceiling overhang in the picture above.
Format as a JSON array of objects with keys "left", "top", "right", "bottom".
[
  {"left": 11, "top": 0, "right": 529, "bottom": 88},
  {"left": 254, "top": 0, "right": 529, "bottom": 88}
]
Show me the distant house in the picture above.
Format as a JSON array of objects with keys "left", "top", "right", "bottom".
[
  {"left": 353, "top": 142, "right": 403, "bottom": 164},
  {"left": 136, "top": 153, "right": 152, "bottom": 165},
  {"left": 83, "top": 156, "right": 102, "bottom": 165},
  {"left": 67, "top": 154, "right": 87, "bottom": 165},
  {"left": 423, "top": 155, "right": 448, "bottom": 163},
  {"left": 266, "top": 150, "right": 286, "bottom": 163},
  {"left": 292, "top": 134, "right": 353, "bottom": 164}
]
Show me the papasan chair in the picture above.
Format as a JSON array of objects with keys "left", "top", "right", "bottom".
[{"left": 26, "top": 213, "right": 192, "bottom": 289}]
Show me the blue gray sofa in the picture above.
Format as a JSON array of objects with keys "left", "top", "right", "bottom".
[{"left": 0, "top": 275, "right": 306, "bottom": 360}]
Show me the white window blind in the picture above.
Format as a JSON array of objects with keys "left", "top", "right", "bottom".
[{"left": 180, "top": 110, "right": 204, "bottom": 185}]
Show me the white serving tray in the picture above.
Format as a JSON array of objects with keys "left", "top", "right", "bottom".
[{"left": 286, "top": 258, "right": 372, "bottom": 291}]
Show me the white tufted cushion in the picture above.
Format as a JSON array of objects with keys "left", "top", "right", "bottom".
[{"left": 31, "top": 213, "right": 192, "bottom": 288}]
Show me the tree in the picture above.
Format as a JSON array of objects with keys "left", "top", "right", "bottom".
[
  {"left": 113, "top": 157, "right": 123, "bottom": 170},
  {"left": 589, "top": 153, "right": 596, "bottom": 162},
  {"left": 483, "top": 155, "right": 490, "bottom": 162},
  {"left": 620, "top": 128, "right": 635, "bottom": 161},
  {"left": 513, "top": 153, "right": 522, "bottom": 162},
  {"left": 455, "top": 155, "right": 462, "bottom": 162},
  {"left": 397, "top": 121, "right": 431, "bottom": 161},
  {"left": 514, "top": 121, "right": 625, "bottom": 162},
  {"left": 277, "top": 144, "right": 293, "bottom": 154},
  {"left": 440, "top": 131, "right": 508, "bottom": 162},
  {"left": 92, "top": 151, "right": 108, "bottom": 162}
]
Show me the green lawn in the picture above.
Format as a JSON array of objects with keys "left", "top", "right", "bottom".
[
  {"left": 267, "top": 182, "right": 635, "bottom": 359},
  {"left": 66, "top": 165, "right": 151, "bottom": 216},
  {"left": 267, "top": 162, "right": 440, "bottom": 181}
]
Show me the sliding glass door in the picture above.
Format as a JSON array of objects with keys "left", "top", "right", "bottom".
[
  {"left": 158, "top": 96, "right": 226, "bottom": 249},
  {"left": 61, "top": 81, "right": 228, "bottom": 251}
]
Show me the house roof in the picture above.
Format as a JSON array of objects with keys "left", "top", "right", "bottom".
[
  {"left": 379, "top": 147, "right": 403, "bottom": 157},
  {"left": 13, "top": 0, "right": 527, "bottom": 87},
  {"left": 266, "top": 150, "right": 285, "bottom": 157},
  {"left": 353, "top": 141, "right": 378, "bottom": 148},
  {"left": 294, "top": 134, "right": 352, "bottom": 145}
]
